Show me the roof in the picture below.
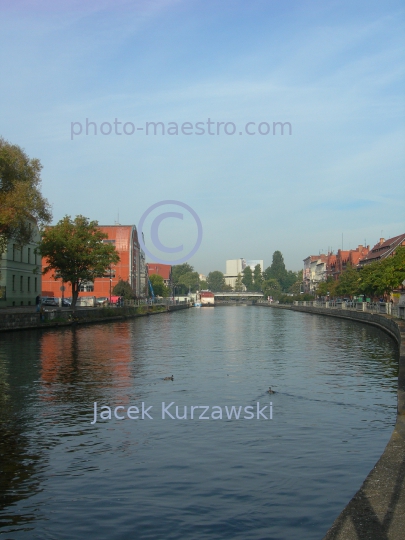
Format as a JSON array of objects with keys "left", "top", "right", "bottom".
[
  {"left": 148, "top": 263, "right": 171, "bottom": 280},
  {"left": 360, "top": 233, "right": 405, "bottom": 264}
]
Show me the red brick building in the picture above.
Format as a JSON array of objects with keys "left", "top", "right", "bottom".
[
  {"left": 327, "top": 245, "right": 369, "bottom": 280},
  {"left": 147, "top": 263, "right": 172, "bottom": 286},
  {"left": 359, "top": 234, "right": 405, "bottom": 266},
  {"left": 42, "top": 225, "right": 147, "bottom": 300}
]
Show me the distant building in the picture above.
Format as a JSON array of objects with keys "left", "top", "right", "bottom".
[
  {"left": 199, "top": 273, "right": 206, "bottom": 283},
  {"left": 148, "top": 263, "right": 172, "bottom": 286},
  {"left": 200, "top": 291, "right": 215, "bottom": 306},
  {"left": 359, "top": 234, "right": 405, "bottom": 266},
  {"left": 327, "top": 245, "right": 369, "bottom": 280},
  {"left": 0, "top": 220, "right": 41, "bottom": 307},
  {"left": 42, "top": 224, "right": 147, "bottom": 300},
  {"left": 303, "top": 255, "right": 328, "bottom": 294},
  {"left": 224, "top": 258, "right": 264, "bottom": 288}
]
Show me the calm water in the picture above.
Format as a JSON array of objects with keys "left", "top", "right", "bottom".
[{"left": 0, "top": 307, "right": 398, "bottom": 539}]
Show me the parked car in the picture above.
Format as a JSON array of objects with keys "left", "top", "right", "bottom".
[
  {"left": 96, "top": 297, "right": 109, "bottom": 306},
  {"left": 41, "top": 297, "right": 58, "bottom": 306},
  {"left": 62, "top": 298, "right": 71, "bottom": 307}
]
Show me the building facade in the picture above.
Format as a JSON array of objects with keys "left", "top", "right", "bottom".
[
  {"left": 42, "top": 224, "right": 148, "bottom": 300},
  {"left": 147, "top": 263, "right": 172, "bottom": 286},
  {"left": 359, "top": 234, "right": 405, "bottom": 266},
  {"left": 0, "top": 222, "right": 42, "bottom": 307}
]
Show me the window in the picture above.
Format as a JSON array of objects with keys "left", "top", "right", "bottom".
[
  {"left": 20, "top": 276, "right": 23, "bottom": 292},
  {"left": 13, "top": 245, "right": 16, "bottom": 261},
  {"left": 28, "top": 276, "right": 31, "bottom": 292},
  {"left": 28, "top": 248, "right": 31, "bottom": 264},
  {"left": 35, "top": 277, "right": 37, "bottom": 292},
  {"left": 79, "top": 281, "right": 94, "bottom": 292},
  {"left": 12, "top": 275, "right": 15, "bottom": 291}
]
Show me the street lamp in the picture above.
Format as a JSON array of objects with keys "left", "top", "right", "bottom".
[{"left": 109, "top": 266, "right": 112, "bottom": 303}]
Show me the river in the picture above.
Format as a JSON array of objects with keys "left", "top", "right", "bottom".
[{"left": 0, "top": 306, "right": 398, "bottom": 539}]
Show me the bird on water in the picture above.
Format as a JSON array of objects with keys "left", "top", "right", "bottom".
[
  {"left": 164, "top": 375, "right": 174, "bottom": 381},
  {"left": 267, "top": 387, "right": 275, "bottom": 394}
]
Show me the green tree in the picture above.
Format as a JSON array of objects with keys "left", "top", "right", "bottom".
[
  {"left": 262, "top": 278, "right": 281, "bottom": 299},
  {"left": 316, "top": 277, "right": 337, "bottom": 298},
  {"left": 335, "top": 264, "right": 360, "bottom": 297},
  {"left": 0, "top": 137, "right": 52, "bottom": 254},
  {"left": 358, "top": 248, "right": 405, "bottom": 298},
  {"left": 178, "top": 271, "right": 200, "bottom": 292},
  {"left": 149, "top": 273, "right": 170, "bottom": 297},
  {"left": 253, "top": 264, "right": 263, "bottom": 291},
  {"left": 39, "top": 215, "right": 120, "bottom": 308},
  {"left": 207, "top": 270, "right": 226, "bottom": 292},
  {"left": 289, "top": 270, "right": 303, "bottom": 295},
  {"left": 171, "top": 263, "right": 194, "bottom": 294},
  {"left": 282, "top": 270, "right": 299, "bottom": 291},
  {"left": 234, "top": 273, "right": 244, "bottom": 291},
  {"left": 199, "top": 280, "right": 208, "bottom": 290},
  {"left": 242, "top": 266, "right": 253, "bottom": 291},
  {"left": 263, "top": 251, "right": 287, "bottom": 288},
  {"left": 113, "top": 279, "right": 134, "bottom": 300}
]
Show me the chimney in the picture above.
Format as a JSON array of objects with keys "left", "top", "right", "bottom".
[{"left": 380, "top": 238, "right": 385, "bottom": 245}]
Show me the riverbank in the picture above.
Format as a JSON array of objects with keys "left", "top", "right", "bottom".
[
  {"left": 0, "top": 303, "right": 190, "bottom": 333},
  {"left": 256, "top": 303, "right": 405, "bottom": 539}
]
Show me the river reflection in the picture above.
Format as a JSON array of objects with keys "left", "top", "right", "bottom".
[{"left": 0, "top": 307, "right": 398, "bottom": 539}]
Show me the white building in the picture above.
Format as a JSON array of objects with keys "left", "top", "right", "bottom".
[{"left": 224, "top": 258, "right": 263, "bottom": 288}]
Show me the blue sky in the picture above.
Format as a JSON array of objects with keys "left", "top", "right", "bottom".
[{"left": 1, "top": 0, "right": 404, "bottom": 273}]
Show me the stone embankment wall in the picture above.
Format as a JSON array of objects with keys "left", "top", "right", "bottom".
[
  {"left": 257, "top": 303, "right": 405, "bottom": 539},
  {"left": 0, "top": 303, "right": 190, "bottom": 333}
]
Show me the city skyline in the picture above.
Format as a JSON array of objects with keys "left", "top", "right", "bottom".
[{"left": 0, "top": 0, "right": 403, "bottom": 274}]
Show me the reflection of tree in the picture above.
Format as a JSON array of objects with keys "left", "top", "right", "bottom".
[{"left": 0, "top": 337, "right": 42, "bottom": 527}]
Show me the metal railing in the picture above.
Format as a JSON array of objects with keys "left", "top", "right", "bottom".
[{"left": 290, "top": 300, "right": 405, "bottom": 320}]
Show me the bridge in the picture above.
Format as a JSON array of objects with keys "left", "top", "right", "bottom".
[{"left": 214, "top": 292, "right": 264, "bottom": 299}]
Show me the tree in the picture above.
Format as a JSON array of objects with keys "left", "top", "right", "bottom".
[
  {"left": 282, "top": 270, "right": 299, "bottom": 291},
  {"left": 199, "top": 280, "right": 208, "bottom": 290},
  {"left": 253, "top": 264, "right": 263, "bottom": 291},
  {"left": 39, "top": 215, "right": 120, "bottom": 308},
  {"left": 289, "top": 270, "right": 303, "bottom": 295},
  {"left": 316, "top": 277, "right": 337, "bottom": 298},
  {"left": 0, "top": 137, "right": 52, "bottom": 254},
  {"left": 149, "top": 274, "right": 170, "bottom": 297},
  {"left": 335, "top": 264, "right": 360, "bottom": 297},
  {"left": 171, "top": 263, "right": 194, "bottom": 294},
  {"left": 113, "top": 279, "right": 134, "bottom": 300},
  {"left": 242, "top": 266, "right": 253, "bottom": 291},
  {"left": 358, "top": 248, "right": 405, "bottom": 298},
  {"left": 234, "top": 273, "right": 244, "bottom": 291},
  {"left": 262, "top": 278, "right": 281, "bottom": 299},
  {"left": 264, "top": 251, "right": 288, "bottom": 289},
  {"left": 207, "top": 271, "right": 226, "bottom": 292},
  {"left": 178, "top": 271, "right": 200, "bottom": 292}
]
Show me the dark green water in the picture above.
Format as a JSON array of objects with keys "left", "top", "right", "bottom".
[{"left": 0, "top": 307, "right": 398, "bottom": 539}]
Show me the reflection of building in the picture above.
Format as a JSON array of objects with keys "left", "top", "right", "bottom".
[
  {"left": 147, "top": 263, "right": 171, "bottom": 286},
  {"left": 42, "top": 225, "right": 148, "bottom": 299},
  {"left": 0, "top": 220, "right": 41, "bottom": 307}
]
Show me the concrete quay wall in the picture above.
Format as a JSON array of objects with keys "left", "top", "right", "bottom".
[
  {"left": 257, "top": 303, "right": 405, "bottom": 539},
  {"left": 0, "top": 303, "right": 190, "bottom": 333}
]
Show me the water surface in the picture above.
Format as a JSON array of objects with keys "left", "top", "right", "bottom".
[{"left": 0, "top": 307, "right": 398, "bottom": 539}]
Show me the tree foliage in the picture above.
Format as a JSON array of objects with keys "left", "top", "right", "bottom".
[
  {"left": 178, "top": 271, "right": 200, "bottom": 292},
  {"left": 206, "top": 270, "right": 226, "bottom": 292},
  {"left": 0, "top": 137, "right": 52, "bottom": 254},
  {"left": 242, "top": 266, "right": 253, "bottom": 291},
  {"left": 234, "top": 273, "right": 244, "bottom": 291},
  {"left": 171, "top": 263, "right": 194, "bottom": 294},
  {"left": 113, "top": 279, "right": 134, "bottom": 299},
  {"left": 253, "top": 264, "right": 263, "bottom": 291},
  {"left": 149, "top": 273, "right": 170, "bottom": 297},
  {"left": 39, "top": 215, "right": 120, "bottom": 308},
  {"left": 262, "top": 278, "right": 281, "bottom": 298},
  {"left": 264, "top": 251, "right": 287, "bottom": 287}
]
